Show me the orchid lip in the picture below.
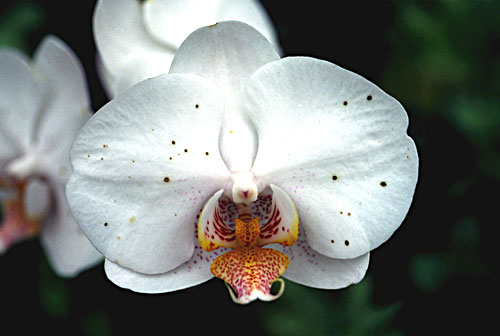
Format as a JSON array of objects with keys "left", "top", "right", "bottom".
[{"left": 198, "top": 184, "right": 299, "bottom": 304}]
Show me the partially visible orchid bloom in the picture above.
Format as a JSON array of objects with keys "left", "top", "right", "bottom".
[
  {"left": 67, "top": 22, "right": 418, "bottom": 303},
  {"left": 93, "top": 0, "right": 280, "bottom": 97},
  {"left": 0, "top": 36, "right": 103, "bottom": 276}
]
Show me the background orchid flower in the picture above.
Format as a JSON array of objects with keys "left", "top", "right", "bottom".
[
  {"left": 94, "top": 0, "right": 280, "bottom": 98},
  {"left": 67, "top": 21, "right": 418, "bottom": 303},
  {"left": 0, "top": 35, "right": 103, "bottom": 277}
]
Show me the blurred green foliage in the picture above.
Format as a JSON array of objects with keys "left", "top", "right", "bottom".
[
  {"left": 260, "top": 278, "right": 402, "bottom": 336},
  {"left": 0, "top": 0, "right": 44, "bottom": 53},
  {"left": 38, "top": 256, "right": 70, "bottom": 318}
]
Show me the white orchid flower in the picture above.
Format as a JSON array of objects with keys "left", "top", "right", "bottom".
[
  {"left": 67, "top": 21, "right": 418, "bottom": 303},
  {"left": 93, "top": 0, "right": 280, "bottom": 97},
  {"left": 0, "top": 36, "right": 103, "bottom": 277}
]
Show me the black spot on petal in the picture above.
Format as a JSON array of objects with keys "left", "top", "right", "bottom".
[
  {"left": 367, "top": 95, "right": 373, "bottom": 101},
  {"left": 164, "top": 177, "right": 170, "bottom": 183},
  {"left": 380, "top": 181, "right": 387, "bottom": 187},
  {"left": 344, "top": 240, "right": 350, "bottom": 246}
]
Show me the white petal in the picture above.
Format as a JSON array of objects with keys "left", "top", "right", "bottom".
[
  {"left": 93, "top": 0, "right": 173, "bottom": 95},
  {"left": 170, "top": 21, "right": 279, "bottom": 172},
  {"left": 143, "top": 0, "right": 280, "bottom": 51},
  {"left": 67, "top": 74, "right": 230, "bottom": 274},
  {"left": 248, "top": 57, "right": 418, "bottom": 259},
  {"left": 274, "top": 227, "right": 369, "bottom": 289},
  {"left": 40, "top": 180, "right": 103, "bottom": 277},
  {"left": 0, "top": 48, "right": 43, "bottom": 161},
  {"left": 114, "top": 52, "right": 173, "bottom": 97},
  {"left": 95, "top": 53, "right": 115, "bottom": 99},
  {"left": 104, "top": 232, "right": 228, "bottom": 293},
  {"left": 32, "top": 36, "right": 91, "bottom": 183}
]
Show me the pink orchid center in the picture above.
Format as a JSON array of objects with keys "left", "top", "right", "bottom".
[
  {"left": 0, "top": 179, "right": 42, "bottom": 254},
  {"left": 198, "top": 188, "right": 299, "bottom": 304}
]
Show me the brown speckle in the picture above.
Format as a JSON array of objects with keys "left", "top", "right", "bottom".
[
  {"left": 367, "top": 95, "right": 373, "bottom": 101},
  {"left": 343, "top": 101, "right": 348, "bottom": 106},
  {"left": 344, "top": 240, "right": 350, "bottom": 246},
  {"left": 330, "top": 239, "right": 334, "bottom": 244},
  {"left": 332, "top": 175, "right": 338, "bottom": 181},
  {"left": 100, "top": 157, "right": 104, "bottom": 160},
  {"left": 152, "top": 128, "right": 155, "bottom": 131},
  {"left": 117, "top": 235, "right": 121, "bottom": 240},
  {"left": 348, "top": 212, "right": 351, "bottom": 216},
  {"left": 174, "top": 213, "right": 178, "bottom": 217},
  {"left": 104, "top": 222, "right": 108, "bottom": 227},
  {"left": 184, "top": 149, "right": 188, "bottom": 153},
  {"left": 380, "top": 181, "right": 387, "bottom": 187},
  {"left": 164, "top": 177, "right": 170, "bottom": 183},
  {"left": 171, "top": 140, "right": 176, "bottom": 145},
  {"left": 205, "top": 152, "right": 209, "bottom": 156},
  {"left": 103, "top": 144, "right": 108, "bottom": 148},
  {"left": 169, "top": 157, "right": 173, "bottom": 160},
  {"left": 87, "top": 154, "right": 90, "bottom": 158},
  {"left": 132, "top": 160, "right": 135, "bottom": 163},
  {"left": 195, "top": 104, "right": 199, "bottom": 109}
]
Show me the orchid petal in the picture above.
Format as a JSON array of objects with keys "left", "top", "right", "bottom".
[
  {"left": 40, "top": 181, "right": 103, "bottom": 277},
  {"left": 114, "top": 52, "right": 173, "bottom": 97},
  {"left": 0, "top": 49, "right": 43, "bottom": 159},
  {"left": 32, "top": 36, "right": 92, "bottom": 183},
  {"left": 93, "top": 0, "right": 173, "bottom": 95},
  {"left": 247, "top": 57, "right": 418, "bottom": 259},
  {"left": 170, "top": 21, "right": 280, "bottom": 172},
  {"left": 104, "top": 234, "right": 228, "bottom": 293},
  {"left": 273, "top": 226, "right": 370, "bottom": 289},
  {"left": 67, "top": 74, "right": 230, "bottom": 274},
  {"left": 95, "top": 53, "right": 115, "bottom": 98},
  {"left": 143, "top": 0, "right": 280, "bottom": 51}
]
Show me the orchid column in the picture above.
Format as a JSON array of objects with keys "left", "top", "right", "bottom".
[{"left": 67, "top": 21, "right": 418, "bottom": 303}]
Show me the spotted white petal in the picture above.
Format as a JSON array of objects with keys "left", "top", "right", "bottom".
[
  {"left": 170, "top": 21, "right": 279, "bottom": 173},
  {"left": 40, "top": 180, "right": 103, "bottom": 277},
  {"left": 93, "top": 0, "right": 173, "bottom": 96},
  {"left": 0, "top": 49, "right": 43, "bottom": 161},
  {"left": 248, "top": 57, "right": 418, "bottom": 259},
  {"left": 67, "top": 74, "right": 230, "bottom": 274},
  {"left": 143, "top": 0, "right": 280, "bottom": 51},
  {"left": 273, "top": 226, "right": 370, "bottom": 289},
  {"left": 32, "top": 36, "right": 92, "bottom": 183}
]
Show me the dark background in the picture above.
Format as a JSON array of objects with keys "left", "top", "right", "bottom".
[{"left": 1, "top": 1, "right": 497, "bottom": 335}]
